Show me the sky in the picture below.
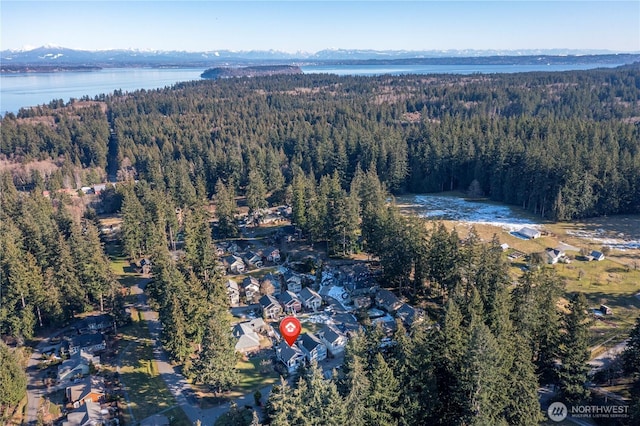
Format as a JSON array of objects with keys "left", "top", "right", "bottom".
[{"left": 1, "top": 1, "right": 639, "bottom": 53}]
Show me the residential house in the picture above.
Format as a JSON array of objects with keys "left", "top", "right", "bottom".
[
  {"left": 332, "top": 313, "right": 362, "bottom": 336},
  {"left": 260, "top": 214, "right": 281, "bottom": 226},
  {"left": 58, "top": 351, "right": 100, "bottom": 383},
  {"left": 224, "top": 255, "right": 246, "bottom": 275},
  {"left": 62, "top": 400, "right": 106, "bottom": 426},
  {"left": 515, "top": 227, "right": 541, "bottom": 240},
  {"left": 545, "top": 248, "right": 566, "bottom": 265},
  {"left": 226, "top": 279, "right": 240, "bottom": 307},
  {"left": 344, "top": 265, "right": 379, "bottom": 296},
  {"left": 245, "top": 251, "right": 264, "bottom": 268},
  {"left": 395, "top": 303, "right": 426, "bottom": 327},
  {"left": 375, "top": 289, "right": 403, "bottom": 313},
  {"left": 284, "top": 272, "right": 302, "bottom": 294},
  {"left": 275, "top": 341, "right": 305, "bottom": 374},
  {"left": 352, "top": 295, "right": 372, "bottom": 310},
  {"left": 264, "top": 247, "right": 281, "bottom": 263},
  {"left": 261, "top": 273, "right": 281, "bottom": 296},
  {"left": 66, "top": 376, "right": 105, "bottom": 408},
  {"left": 299, "top": 287, "right": 322, "bottom": 311},
  {"left": 227, "top": 242, "right": 239, "bottom": 255},
  {"left": 76, "top": 314, "right": 112, "bottom": 335},
  {"left": 259, "top": 294, "right": 283, "bottom": 319},
  {"left": 591, "top": 250, "right": 606, "bottom": 261},
  {"left": 279, "top": 291, "right": 302, "bottom": 315},
  {"left": 65, "top": 334, "right": 106, "bottom": 356},
  {"left": 317, "top": 325, "right": 347, "bottom": 356},
  {"left": 242, "top": 277, "right": 260, "bottom": 302},
  {"left": 298, "top": 332, "right": 327, "bottom": 363},
  {"left": 232, "top": 322, "right": 261, "bottom": 354}
]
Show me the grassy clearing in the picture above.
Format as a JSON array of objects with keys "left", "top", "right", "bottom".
[
  {"left": 434, "top": 219, "right": 640, "bottom": 353},
  {"left": 193, "top": 356, "right": 278, "bottom": 406},
  {"left": 116, "top": 320, "right": 183, "bottom": 423},
  {"left": 232, "top": 356, "right": 278, "bottom": 397}
]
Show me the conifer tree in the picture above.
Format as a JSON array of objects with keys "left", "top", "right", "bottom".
[
  {"left": 192, "top": 312, "right": 239, "bottom": 394},
  {"left": 558, "top": 293, "right": 591, "bottom": 405},
  {"left": 0, "top": 341, "right": 27, "bottom": 417}
]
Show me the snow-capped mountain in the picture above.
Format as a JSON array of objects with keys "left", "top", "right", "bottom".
[{"left": 1, "top": 46, "right": 635, "bottom": 68}]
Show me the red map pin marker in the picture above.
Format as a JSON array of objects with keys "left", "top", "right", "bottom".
[{"left": 279, "top": 316, "right": 301, "bottom": 347}]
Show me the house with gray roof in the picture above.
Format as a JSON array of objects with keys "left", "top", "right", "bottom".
[
  {"left": 375, "top": 289, "right": 403, "bottom": 313},
  {"left": 62, "top": 400, "right": 106, "bottom": 426},
  {"left": 279, "top": 291, "right": 302, "bottom": 314},
  {"left": 317, "top": 325, "right": 347, "bottom": 356},
  {"left": 232, "top": 322, "right": 261, "bottom": 354},
  {"left": 224, "top": 255, "right": 245, "bottom": 275},
  {"left": 259, "top": 294, "right": 282, "bottom": 319},
  {"left": 275, "top": 341, "right": 305, "bottom": 374},
  {"left": 299, "top": 287, "right": 322, "bottom": 311},
  {"left": 226, "top": 279, "right": 240, "bottom": 307},
  {"left": 298, "top": 332, "right": 327, "bottom": 363},
  {"left": 395, "top": 303, "right": 426, "bottom": 327},
  {"left": 58, "top": 350, "right": 100, "bottom": 383}
]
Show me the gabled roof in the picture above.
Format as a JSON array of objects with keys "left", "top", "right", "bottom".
[
  {"left": 276, "top": 341, "right": 304, "bottom": 363},
  {"left": 279, "top": 290, "right": 301, "bottom": 305},
  {"left": 259, "top": 294, "right": 280, "bottom": 309},
  {"left": 242, "top": 276, "right": 260, "bottom": 289},
  {"left": 265, "top": 246, "right": 280, "bottom": 255},
  {"left": 224, "top": 255, "right": 244, "bottom": 265},
  {"left": 319, "top": 325, "right": 344, "bottom": 345},
  {"left": 62, "top": 400, "right": 102, "bottom": 426},
  {"left": 299, "top": 287, "right": 321, "bottom": 302},
  {"left": 299, "top": 332, "right": 325, "bottom": 352},
  {"left": 375, "top": 289, "right": 401, "bottom": 308},
  {"left": 235, "top": 332, "right": 261, "bottom": 351},
  {"left": 591, "top": 250, "right": 605, "bottom": 259},
  {"left": 395, "top": 303, "right": 425, "bottom": 325},
  {"left": 69, "top": 333, "right": 105, "bottom": 348},
  {"left": 226, "top": 279, "right": 239, "bottom": 292},
  {"left": 66, "top": 376, "right": 105, "bottom": 403}
]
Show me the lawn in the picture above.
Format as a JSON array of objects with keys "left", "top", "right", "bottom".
[
  {"left": 434, "top": 219, "right": 640, "bottom": 354},
  {"left": 105, "top": 241, "right": 141, "bottom": 287},
  {"left": 192, "top": 356, "right": 278, "bottom": 407},
  {"left": 116, "top": 319, "right": 187, "bottom": 424}
]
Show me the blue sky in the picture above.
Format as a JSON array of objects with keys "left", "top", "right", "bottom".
[{"left": 2, "top": 1, "right": 639, "bottom": 52}]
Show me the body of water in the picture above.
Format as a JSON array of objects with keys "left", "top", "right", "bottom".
[{"left": 0, "top": 63, "right": 625, "bottom": 114}]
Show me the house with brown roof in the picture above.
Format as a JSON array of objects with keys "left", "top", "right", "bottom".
[{"left": 66, "top": 376, "right": 105, "bottom": 408}]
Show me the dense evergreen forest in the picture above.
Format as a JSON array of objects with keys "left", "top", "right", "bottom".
[{"left": 1, "top": 65, "right": 640, "bottom": 220}]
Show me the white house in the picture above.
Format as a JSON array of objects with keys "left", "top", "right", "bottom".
[
  {"left": 317, "top": 325, "right": 347, "bottom": 356},
  {"left": 299, "top": 287, "right": 322, "bottom": 311},
  {"left": 298, "top": 332, "right": 327, "bottom": 363},
  {"left": 224, "top": 255, "right": 246, "bottom": 275},
  {"left": 226, "top": 279, "right": 240, "bottom": 307},
  {"left": 275, "top": 341, "right": 305, "bottom": 374},
  {"left": 242, "top": 277, "right": 260, "bottom": 302}
]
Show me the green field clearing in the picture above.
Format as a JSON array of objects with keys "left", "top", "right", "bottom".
[
  {"left": 437, "top": 218, "right": 640, "bottom": 353},
  {"left": 116, "top": 320, "right": 187, "bottom": 424}
]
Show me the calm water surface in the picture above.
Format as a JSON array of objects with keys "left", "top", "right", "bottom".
[{"left": 0, "top": 63, "right": 625, "bottom": 114}]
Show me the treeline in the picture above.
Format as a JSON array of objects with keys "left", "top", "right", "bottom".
[
  {"left": 118, "top": 181, "right": 239, "bottom": 391},
  {"left": 2, "top": 67, "right": 640, "bottom": 220},
  {"left": 0, "top": 173, "right": 124, "bottom": 341},
  {"left": 265, "top": 237, "right": 593, "bottom": 425}
]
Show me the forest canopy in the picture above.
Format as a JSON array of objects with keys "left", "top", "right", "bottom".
[{"left": 2, "top": 66, "right": 639, "bottom": 220}]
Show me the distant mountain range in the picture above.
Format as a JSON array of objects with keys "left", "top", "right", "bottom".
[{"left": 1, "top": 46, "right": 639, "bottom": 70}]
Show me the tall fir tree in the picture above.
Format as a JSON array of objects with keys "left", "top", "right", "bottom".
[{"left": 558, "top": 293, "right": 591, "bottom": 405}]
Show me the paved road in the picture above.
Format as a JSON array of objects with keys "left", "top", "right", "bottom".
[
  {"left": 588, "top": 340, "right": 628, "bottom": 376},
  {"left": 25, "top": 330, "right": 68, "bottom": 424},
  {"left": 131, "top": 278, "right": 277, "bottom": 425}
]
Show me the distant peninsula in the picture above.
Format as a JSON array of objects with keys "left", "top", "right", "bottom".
[
  {"left": 201, "top": 65, "right": 303, "bottom": 79},
  {"left": 1, "top": 65, "right": 102, "bottom": 74}
]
